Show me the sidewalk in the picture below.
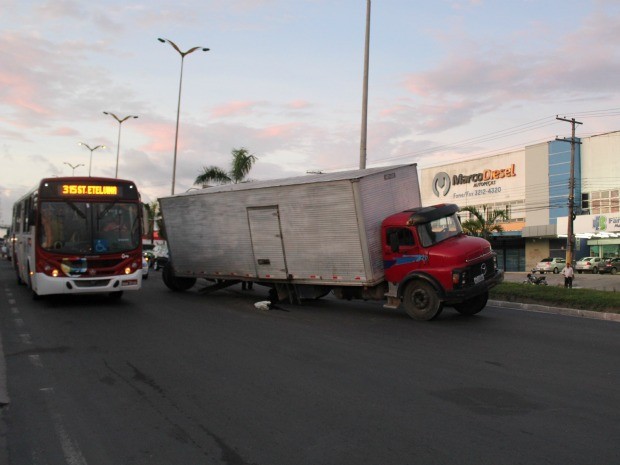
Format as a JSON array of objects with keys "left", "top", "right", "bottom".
[
  {"left": 503, "top": 271, "right": 620, "bottom": 292},
  {"left": 495, "top": 271, "right": 620, "bottom": 323}
]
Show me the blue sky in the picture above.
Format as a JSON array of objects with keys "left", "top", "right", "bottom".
[{"left": 1, "top": 0, "right": 620, "bottom": 225}]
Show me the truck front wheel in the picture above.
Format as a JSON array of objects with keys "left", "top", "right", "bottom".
[
  {"left": 453, "top": 291, "right": 488, "bottom": 316},
  {"left": 402, "top": 281, "right": 443, "bottom": 321}
]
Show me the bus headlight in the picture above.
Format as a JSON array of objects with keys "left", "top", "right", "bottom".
[{"left": 125, "top": 267, "right": 132, "bottom": 275}]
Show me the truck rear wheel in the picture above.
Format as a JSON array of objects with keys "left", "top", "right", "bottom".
[
  {"left": 453, "top": 291, "right": 488, "bottom": 316},
  {"left": 162, "top": 262, "right": 196, "bottom": 292},
  {"left": 402, "top": 281, "right": 443, "bottom": 321}
]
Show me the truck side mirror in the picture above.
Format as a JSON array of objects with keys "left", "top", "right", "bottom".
[{"left": 389, "top": 232, "right": 399, "bottom": 253}]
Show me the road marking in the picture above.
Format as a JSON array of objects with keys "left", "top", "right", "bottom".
[
  {"left": 14, "top": 318, "right": 24, "bottom": 328},
  {"left": 19, "top": 333, "right": 32, "bottom": 344},
  {"left": 29, "top": 354, "right": 43, "bottom": 368},
  {"left": 8, "top": 298, "right": 16, "bottom": 305},
  {"left": 40, "top": 388, "right": 89, "bottom": 465},
  {"left": 11, "top": 307, "right": 19, "bottom": 314}
]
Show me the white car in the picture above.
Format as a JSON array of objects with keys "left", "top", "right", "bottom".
[
  {"left": 142, "top": 256, "right": 149, "bottom": 280},
  {"left": 575, "top": 257, "right": 603, "bottom": 274},
  {"left": 534, "top": 257, "right": 566, "bottom": 274}
]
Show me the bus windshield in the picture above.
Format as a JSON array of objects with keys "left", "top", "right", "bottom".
[
  {"left": 39, "top": 200, "right": 140, "bottom": 254},
  {"left": 417, "top": 213, "right": 463, "bottom": 247}
]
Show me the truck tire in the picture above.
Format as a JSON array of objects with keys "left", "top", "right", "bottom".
[
  {"left": 402, "top": 281, "right": 443, "bottom": 321},
  {"left": 453, "top": 291, "right": 488, "bottom": 316},
  {"left": 162, "top": 262, "right": 196, "bottom": 292}
]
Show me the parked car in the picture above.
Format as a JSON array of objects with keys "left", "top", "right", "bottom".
[
  {"left": 599, "top": 258, "right": 620, "bottom": 275},
  {"left": 153, "top": 255, "right": 169, "bottom": 271},
  {"left": 575, "top": 256, "right": 603, "bottom": 274},
  {"left": 151, "top": 243, "right": 169, "bottom": 271},
  {"left": 534, "top": 257, "right": 566, "bottom": 274},
  {"left": 143, "top": 250, "right": 156, "bottom": 268},
  {"left": 142, "top": 256, "right": 149, "bottom": 279}
]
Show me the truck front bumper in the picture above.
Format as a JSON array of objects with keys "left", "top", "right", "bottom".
[{"left": 443, "top": 269, "right": 504, "bottom": 304}]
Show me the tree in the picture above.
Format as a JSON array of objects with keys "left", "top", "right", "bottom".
[
  {"left": 194, "top": 147, "right": 258, "bottom": 186},
  {"left": 144, "top": 200, "right": 166, "bottom": 242},
  {"left": 460, "top": 205, "right": 509, "bottom": 240}
]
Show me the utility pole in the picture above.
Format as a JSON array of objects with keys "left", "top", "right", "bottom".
[
  {"left": 359, "top": 0, "right": 371, "bottom": 169},
  {"left": 556, "top": 115, "right": 583, "bottom": 265}
]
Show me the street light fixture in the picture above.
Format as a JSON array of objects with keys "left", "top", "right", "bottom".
[
  {"left": 103, "top": 112, "right": 139, "bottom": 178},
  {"left": 158, "top": 37, "right": 210, "bottom": 195},
  {"left": 78, "top": 142, "right": 106, "bottom": 177},
  {"left": 63, "top": 162, "right": 84, "bottom": 176}
]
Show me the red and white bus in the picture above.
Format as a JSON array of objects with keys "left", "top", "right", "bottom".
[{"left": 10, "top": 177, "right": 145, "bottom": 299}]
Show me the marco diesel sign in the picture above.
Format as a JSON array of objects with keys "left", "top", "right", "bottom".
[{"left": 431, "top": 164, "right": 518, "bottom": 199}]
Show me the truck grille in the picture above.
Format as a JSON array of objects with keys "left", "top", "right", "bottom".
[{"left": 463, "top": 258, "right": 496, "bottom": 286}]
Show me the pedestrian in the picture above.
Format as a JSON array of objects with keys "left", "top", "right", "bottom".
[{"left": 563, "top": 262, "right": 574, "bottom": 288}]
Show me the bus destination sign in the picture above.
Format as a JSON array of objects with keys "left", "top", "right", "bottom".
[{"left": 61, "top": 184, "right": 120, "bottom": 196}]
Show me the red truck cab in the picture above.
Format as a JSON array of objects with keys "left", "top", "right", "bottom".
[{"left": 382, "top": 204, "right": 504, "bottom": 320}]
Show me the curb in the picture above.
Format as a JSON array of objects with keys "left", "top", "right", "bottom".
[{"left": 489, "top": 299, "right": 620, "bottom": 323}]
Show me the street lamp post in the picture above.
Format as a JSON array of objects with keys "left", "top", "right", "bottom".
[
  {"left": 359, "top": 0, "right": 371, "bottom": 170},
  {"left": 158, "top": 37, "right": 210, "bottom": 195},
  {"left": 63, "top": 162, "right": 84, "bottom": 176},
  {"left": 78, "top": 142, "right": 105, "bottom": 177},
  {"left": 103, "top": 112, "right": 138, "bottom": 178}
]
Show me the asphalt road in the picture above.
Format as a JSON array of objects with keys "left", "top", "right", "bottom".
[{"left": 1, "top": 261, "right": 619, "bottom": 465}]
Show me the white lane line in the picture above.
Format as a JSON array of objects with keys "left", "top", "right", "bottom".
[
  {"left": 14, "top": 318, "right": 24, "bottom": 328},
  {"left": 11, "top": 307, "right": 19, "bottom": 314},
  {"left": 41, "top": 388, "right": 89, "bottom": 465},
  {"left": 8, "top": 298, "right": 16, "bottom": 305},
  {"left": 19, "top": 333, "right": 32, "bottom": 344}
]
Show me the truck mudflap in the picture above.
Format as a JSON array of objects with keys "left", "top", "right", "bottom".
[{"left": 443, "top": 269, "right": 504, "bottom": 304}]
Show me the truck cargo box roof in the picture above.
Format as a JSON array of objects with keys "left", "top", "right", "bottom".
[{"left": 161, "top": 163, "right": 417, "bottom": 199}]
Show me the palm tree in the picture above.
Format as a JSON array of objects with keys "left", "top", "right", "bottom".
[
  {"left": 194, "top": 147, "right": 258, "bottom": 186},
  {"left": 460, "top": 205, "right": 509, "bottom": 240}
]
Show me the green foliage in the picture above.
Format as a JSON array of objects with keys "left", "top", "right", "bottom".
[
  {"left": 194, "top": 147, "right": 257, "bottom": 186},
  {"left": 489, "top": 282, "right": 620, "bottom": 313},
  {"left": 461, "top": 205, "right": 508, "bottom": 240},
  {"left": 143, "top": 200, "right": 166, "bottom": 241}
]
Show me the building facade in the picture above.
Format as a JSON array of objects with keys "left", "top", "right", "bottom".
[{"left": 420, "top": 131, "right": 620, "bottom": 271}]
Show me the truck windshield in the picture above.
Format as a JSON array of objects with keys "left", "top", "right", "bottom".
[
  {"left": 39, "top": 200, "right": 140, "bottom": 254},
  {"left": 418, "top": 213, "right": 463, "bottom": 247}
]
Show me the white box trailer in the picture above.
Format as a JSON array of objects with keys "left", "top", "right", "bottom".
[{"left": 159, "top": 164, "right": 421, "bottom": 291}]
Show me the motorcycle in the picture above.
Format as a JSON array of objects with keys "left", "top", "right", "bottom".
[{"left": 523, "top": 269, "right": 548, "bottom": 285}]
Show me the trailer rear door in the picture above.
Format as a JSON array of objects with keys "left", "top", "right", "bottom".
[{"left": 247, "top": 207, "right": 288, "bottom": 279}]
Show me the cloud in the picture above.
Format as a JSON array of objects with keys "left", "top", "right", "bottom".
[
  {"left": 287, "top": 99, "right": 311, "bottom": 110},
  {"left": 211, "top": 101, "right": 260, "bottom": 118},
  {"left": 49, "top": 126, "right": 79, "bottom": 137},
  {"left": 398, "top": 3, "right": 620, "bottom": 134}
]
